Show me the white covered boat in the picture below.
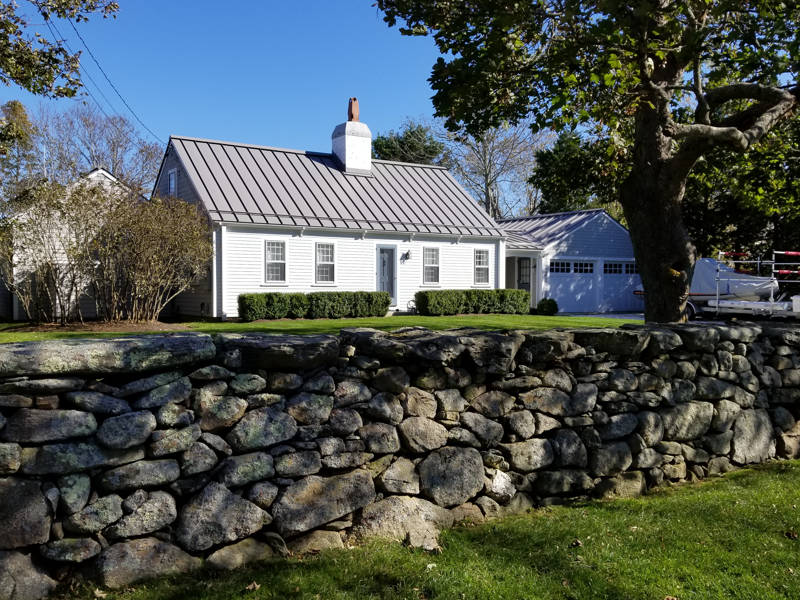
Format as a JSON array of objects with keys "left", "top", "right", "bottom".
[{"left": 689, "top": 258, "right": 778, "bottom": 301}]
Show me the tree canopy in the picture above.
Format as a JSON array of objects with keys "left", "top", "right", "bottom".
[
  {"left": 378, "top": 0, "right": 800, "bottom": 322},
  {"left": 529, "top": 131, "right": 623, "bottom": 215},
  {"left": 0, "top": 100, "right": 37, "bottom": 198},
  {"left": 0, "top": 1, "right": 118, "bottom": 98},
  {"left": 372, "top": 120, "right": 445, "bottom": 164},
  {"left": 684, "top": 117, "right": 800, "bottom": 258}
]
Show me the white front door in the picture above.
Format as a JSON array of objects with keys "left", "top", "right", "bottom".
[{"left": 376, "top": 246, "right": 397, "bottom": 306}]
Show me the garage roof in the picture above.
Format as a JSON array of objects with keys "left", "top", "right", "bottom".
[{"left": 499, "top": 209, "right": 616, "bottom": 249}]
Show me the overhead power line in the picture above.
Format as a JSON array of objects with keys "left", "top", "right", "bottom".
[
  {"left": 66, "top": 19, "right": 165, "bottom": 145},
  {"left": 45, "top": 18, "right": 118, "bottom": 120}
]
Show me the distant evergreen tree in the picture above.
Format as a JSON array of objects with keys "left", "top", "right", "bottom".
[{"left": 372, "top": 120, "right": 445, "bottom": 165}]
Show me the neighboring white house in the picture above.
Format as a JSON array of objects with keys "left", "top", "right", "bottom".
[
  {"left": 0, "top": 167, "right": 134, "bottom": 321},
  {"left": 500, "top": 209, "right": 644, "bottom": 313},
  {"left": 153, "top": 103, "right": 507, "bottom": 318}
]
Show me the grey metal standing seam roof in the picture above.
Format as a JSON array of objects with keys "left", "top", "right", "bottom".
[
  {"left": 504, "top": 231, "right": 543, "bottom": 250},
  {"left": 167, "top": 136, "right": 505, "bottom": 237},
  {"left": 499, "top": 209, "right": 611, "bottom": 248}
]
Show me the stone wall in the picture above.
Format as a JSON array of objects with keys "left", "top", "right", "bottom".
[{"left": 2, "top": 323, "right": 800, "bottom": 599}]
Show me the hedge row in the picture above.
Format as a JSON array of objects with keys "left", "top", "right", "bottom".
[
  {"left": 238, "top": 291, "right": 392, "bottom": 321},
  {"left": 414, "top": 288, "right": 530, "bottom": 316}
]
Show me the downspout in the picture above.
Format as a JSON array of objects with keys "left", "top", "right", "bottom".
[
  {"left": 219, "top": 224, "right": 227, "bottom": 319},
  {"left": 211, "top": 227, "right": 218, "bottom": 318}
]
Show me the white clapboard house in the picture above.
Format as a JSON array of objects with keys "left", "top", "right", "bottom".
[
  {"left": 500, "top": 209, "right": 644, "bottom": 313},
  {"left": 152, "top": 104, "right": 507, "bottom": 318}
]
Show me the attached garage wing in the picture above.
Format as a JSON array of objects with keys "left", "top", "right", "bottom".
[{"left": 547, "top": 260, "right": 598, "bottom": 312}]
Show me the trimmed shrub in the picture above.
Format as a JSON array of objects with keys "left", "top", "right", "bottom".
[
  {"left": 263, "top": 293, "right": 290, "bottom": 320},
  {"left": 497, "top": 289, "right": 530, "bottom": 314},
  {"left": 536, "top": 297, "right": 559, "bottom": 315},
  {"left": 238, "top": 291, "right": 391, "bottom": 321},
  {"left": 415, "top": 289, "right": 466, "bottom": 316},
  {"left": 415, "top": 288, "right": 531, "bottom": 316},
  {"left": 286, "top": 293, "right": 309, "bottom": 319},
  {"left": 368, "top": 291, "right": 392, "bottom": 316},
  {"left": 351, "top": 291, "right": 391, "bottom": 317},
  {"left": 464, "top": 289, "right": 499, "bottom": 314},
  {"left": 308, "top": 292, "right": 346, "bottom": 319},
  {"left": 238, "top": 294, "right": 267, "bottom": 322}
]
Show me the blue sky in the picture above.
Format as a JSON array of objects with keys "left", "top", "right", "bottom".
[{"left": 0, "top": 1, "right": 442, "bottom": 152}]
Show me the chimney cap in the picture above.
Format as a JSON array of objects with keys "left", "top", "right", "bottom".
[{"left": 348, "top": 97, "right": 359, "bottom": 122}]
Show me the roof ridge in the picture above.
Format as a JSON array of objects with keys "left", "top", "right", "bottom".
[
  {"left": 170, "top": 135, "right": 328, "bottom": 157},
  {"left": 498, "top": 208, "right": 606, "bottom": 221},
  {"left": 170, "top": 135, "right": 448, "bottom": 170}
]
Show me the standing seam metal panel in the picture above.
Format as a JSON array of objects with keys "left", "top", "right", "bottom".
[
  {"left": 376, "top": 165, "right": 447, "bottom": 233},
  {"left": 178, "top": 140, "right": 235, "bottom": 222},
  {"left": 203, "top": 143, "right": 253, "bottom": 223},
  {"left": 243, "top": 147, "right": 302, "bottom": 227},
  {"left": 219, "top": 145, "right": 269, "bottom": 224},
  {"left": 377, "top": 164, "right": 451, "bottom": 235},
  {"left": 282, "top": 152, "right": 339, "bottom": 229}
]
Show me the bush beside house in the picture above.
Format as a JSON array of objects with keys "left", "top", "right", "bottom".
[
  {"left": 414, "top": 289, "right": 530, "bottom": 316},
  {"left": 238, "top": 291, "right": 392, "bottom": 321}
]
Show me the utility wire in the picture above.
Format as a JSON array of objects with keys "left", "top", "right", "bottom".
[
  {"left": 66, "top": 18, "right": 165, "bottom": 145},
  {"left": 46, "top": 18, "right": 118, "bottom": 120}
]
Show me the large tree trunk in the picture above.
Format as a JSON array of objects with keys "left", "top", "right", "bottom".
[{"left": 620, "top": 104, "right": 697, "bottom": 323}]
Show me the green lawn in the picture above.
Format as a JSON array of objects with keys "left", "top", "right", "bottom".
[
  {"left": 0, "top": 314, "right": 641, "bottom": 344},
  {"left": 58, "top": 461, "right": 800, "bottom": 600}
]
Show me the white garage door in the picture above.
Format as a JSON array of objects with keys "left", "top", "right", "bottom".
[
  {"left": 547, "top": 260, "right": 598, "bottom": 312},
  {"left": 600, "top": 262, "right": 644, "bottom": 312}
]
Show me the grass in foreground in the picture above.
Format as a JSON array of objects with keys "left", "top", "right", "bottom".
[
  {"left": 61, "top": 461, "right": 800, "bottom": 600},
  {"left": 0, "top": 313, "right": 641, "bottom": 344}
]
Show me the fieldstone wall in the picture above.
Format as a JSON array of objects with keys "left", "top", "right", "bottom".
[{"left": 2, "top": 323, "right": 800, "bottom": 599}]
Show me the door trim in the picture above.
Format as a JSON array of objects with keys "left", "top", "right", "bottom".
[{"left": 375, "top": 244, "right": 398, "bottom": 307}]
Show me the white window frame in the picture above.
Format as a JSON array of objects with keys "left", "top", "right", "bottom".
[
  {"left": 625, "top": 262, "right": 640, "bottom": 274},
  {"left": 574, "top": 262, "right": 594, "bottom": 274},
  {"left": 422, "top": 246, "right": 440, "bottom": 285},
  {"left": 315, "top": 242, "right": 336, "bottom": 285},
  {"left": 550, "top": 260, "right": 571, "bottom": 273},
  {"left": 167, "top": 168, "right": 177, "bottom": 196},
  {"left": 604, "top": 262, "right": 624, "bottom": 274},
  {"left": 264, "top": 240, "right": 287, "bottom": 284},
  {"left": 474, "top": 249, "right": 490, "bottom": 285}
]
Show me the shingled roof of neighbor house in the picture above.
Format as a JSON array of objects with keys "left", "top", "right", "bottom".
[
  {"left": 499, "top": 209, "right": 623, "bottom": 249},
  {"left": 166, "top": 136, "right": 505, "bottom": 237}
]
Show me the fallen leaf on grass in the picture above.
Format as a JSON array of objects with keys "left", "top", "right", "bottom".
[
  {"left": 93, "top": 590, "right": 107, "bottom": 599},
  {"left": 245, "top": 581, "right": 261, "bottom": 592},
  {"left": 570, "top": 538, "right": 583, "bottom": 547},
  {"left": 785, "top": 530, "right": 798, "bottom": 540},
  {"left": 664, "top": 596, "right": 679, "bottom": 600}
]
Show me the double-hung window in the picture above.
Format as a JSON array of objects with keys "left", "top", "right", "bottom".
[
  {"left": 423, "top": 247, "right": 440, "bottom": 284},
  {"left": 315, "top": 243, "right": 335, "bottom": 283},
  {"left": 474, "top": 249, "right": 490, "bottom": 284},
  {"left": 265, "top": 241, "right": 286, "bottom": 282}
]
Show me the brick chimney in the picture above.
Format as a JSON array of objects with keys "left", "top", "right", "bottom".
[{"left": 332, "top": 97, "right": 372, "bottom": 175}]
